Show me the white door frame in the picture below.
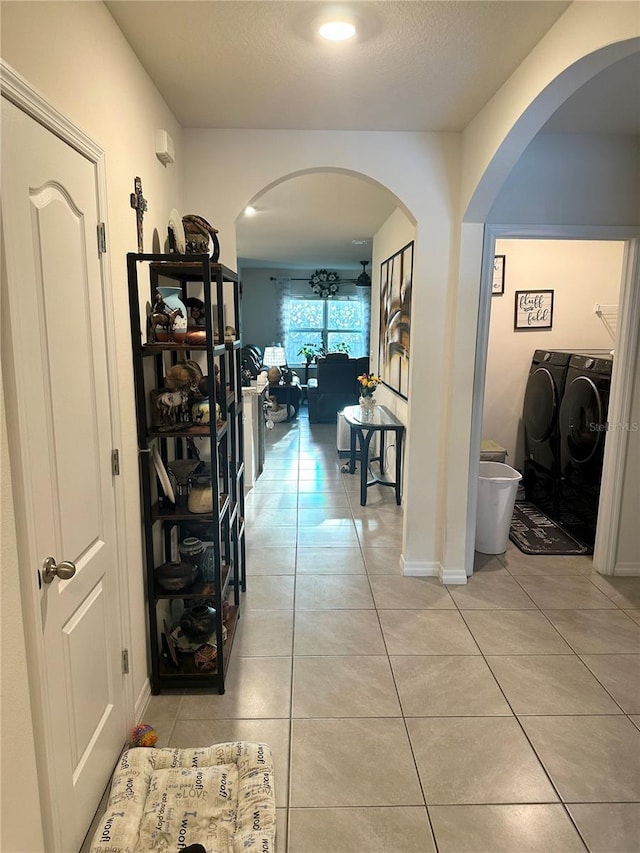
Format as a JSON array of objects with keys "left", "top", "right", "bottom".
[
  {"left": 469, "top": 223, "right": 640, "bottom": 577},
  {"left": 0, "top": 60, "right": 132, "bottom": 846}
]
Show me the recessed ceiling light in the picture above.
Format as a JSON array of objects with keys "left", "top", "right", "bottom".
[
  {"left": 352, "top": 238, "right": 371, "bottom": 245},
  {"left": 319, "top": 20, "right": 356, "bottom": 41},
  {"left": 244, "top": 206, "right": 257, "bottom": 217}
]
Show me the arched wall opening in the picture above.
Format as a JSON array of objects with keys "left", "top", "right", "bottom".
[
  {"left": 446, "top": 37, "right": 640, "bottom": 580},
  {"left": 463, "top": 39, "right": 640, "bottom": 225},
  {"left": 233, "top": 167, "right": 413, "bottom": 364},
  {"left": 184, "top": 127, "right": 462, "bottom": 577},
  {"left": 229, "top": 164, "right": 423, "bottom": 562},
  {"left": 237, "top": 166, "right": 416, "bottom": 227},
  {"left": 233, "top": 166, "right": 414, "bottom": 355}
]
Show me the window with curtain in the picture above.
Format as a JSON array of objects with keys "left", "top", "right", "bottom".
[{"left": 284, "top": 294, "right": 369, "bottom": 363}]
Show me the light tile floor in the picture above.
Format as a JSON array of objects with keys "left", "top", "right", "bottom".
[{"left": 139, "top": 410, "right": 640, "bottom": 852}]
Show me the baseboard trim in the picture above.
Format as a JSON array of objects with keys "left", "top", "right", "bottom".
[
  {"left": 401, "top": 557, "right": 441, "bottom": 577},
  {"left": 135, "top": 679, "right": 152, "bottom": 724},
  {"left": 613, "top": 562, "right": 640, "bottom": 576},
  {"left": 439, "top": 566, "right": 468, "bottom": 585},
  {"left": 401, "top": 558, "right": 469, "bottom": 584}
]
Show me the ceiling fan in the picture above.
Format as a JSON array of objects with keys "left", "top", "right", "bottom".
[
  {"left": 341, "top": 261, "right": 371, "bottom": 286},
  {"left": 354, "top": 260, "right": 371, "bottom": 287},
  {"left": 270, "top": 260, "right": 371, "bottom": 286}
]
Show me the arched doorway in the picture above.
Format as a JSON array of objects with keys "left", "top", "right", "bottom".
[
  {"left": 451, "top": 42, "right": 640, "bottom": 580},
  {"left": 234, "top": 169, "right": 417, "bottom": 538}
]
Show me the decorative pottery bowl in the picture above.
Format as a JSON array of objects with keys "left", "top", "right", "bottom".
[
  {"left": 179, "top": 536, "right": 205, "bottom": 570},
  {"left": 184, "top": 518, "right": 216, "bottom": 540},
  {"left": 179, "top": 604, "right": 217, "bottom": 643},
  {"left": 155, "top": 560, "right": 198, "bottom": 592},
  {"left": 185, "top": 329, "right": 207, "bottom": 346},
  {"left": 194, "top": 644, "right": 217, "bottom": 670}
]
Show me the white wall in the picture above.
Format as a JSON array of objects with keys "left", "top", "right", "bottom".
[
  {"left": 489, "top": 134, "right": 640, "bottom": 226},
  {"left": 181, "top": 14, "right": 638, "bottom": 587},
  {"left": 461, "top": 2, "right": 640, "bottom": 221},
  {"left": 444, "top": 4, "right": 639, "bottom": 577},
  {"left": 483, "top": 239, "right": 624, "bottom": 466},
  {"left": 370, "top": 209, "right": 415, "bottom": 425},
  {"left": 367, "top": 209, "right": 416, "bottom": 519},
  {"left": 183, "top": 129, "right": 461, "bottom": 577},
  {"left": 1, "top": 2, "right": 184, "bottom": 848},
  {"left": 240, "top": 268, "right": 281, "bottom": 349},
  {"left": 0, "top": 376, "right": 45, "bottom": 853},
  {"left": 615, "top": 337, "right": 640, "bottom": 570}
]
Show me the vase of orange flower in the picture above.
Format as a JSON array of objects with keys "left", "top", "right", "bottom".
[{"left": 357, "top": 372, "right": 381, "bottom": 417}]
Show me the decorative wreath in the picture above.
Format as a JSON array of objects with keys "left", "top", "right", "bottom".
[{"left": 309, "top": 269, "right": 340, "bottom": 297}]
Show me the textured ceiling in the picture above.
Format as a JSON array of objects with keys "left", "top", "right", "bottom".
[
  {"left": 236, "top": 172, "right": 398, "bottom": 268},
  {"left": 105, "top": 1, "right": 638, "bottom": 268},
  {"left": 106, "top": 0, "right": 570, "bottom": 131}
]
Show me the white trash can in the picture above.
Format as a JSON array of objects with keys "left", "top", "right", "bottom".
[{"left": 475, "top": 462, "right": 522, "bottom": 554}]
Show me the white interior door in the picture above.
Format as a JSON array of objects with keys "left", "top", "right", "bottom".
[{"left": 2, "top": 97, "right": 126, "bottom": 852}]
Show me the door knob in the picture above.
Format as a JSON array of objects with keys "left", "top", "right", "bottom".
[{"left": 42, "top": 556, "right": 77, "bottom": 584}]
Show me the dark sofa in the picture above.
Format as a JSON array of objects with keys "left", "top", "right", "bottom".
[{"left": 307, "top": 353, "right": 369, "bottom": 423}]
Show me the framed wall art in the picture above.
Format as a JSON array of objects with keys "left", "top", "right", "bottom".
[
  {"left": 492, "top": 254, "right": 506, "bottom": 295},
  {"left": 514, "top": 289, "right": 554, "bottom": 330},
  {"left": 378, "top": 241, "right": 413, "bottom": 399}
]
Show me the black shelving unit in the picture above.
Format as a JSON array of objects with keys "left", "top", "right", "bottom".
[{"left": 127, "top": 253, "right": 245, "bottom": 693}]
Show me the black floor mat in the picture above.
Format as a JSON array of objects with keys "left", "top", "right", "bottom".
[{"left": 510, "top": 502, "right": 592, "bottom": 556}]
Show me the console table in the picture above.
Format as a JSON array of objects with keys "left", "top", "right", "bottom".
[
  {"left": 268, "top": 379, "right": 302, "bottom": 421},
  {"left": 342, "top": 405, "right": 405, "bottom": 506}
]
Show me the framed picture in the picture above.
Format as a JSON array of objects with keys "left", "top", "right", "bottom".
[
  {"left": 492, "top": 255, "right": 506, "bottom": 295},
  {"left": 378, "top": 241, "right": 413, "bottom": 399},
  {"left": 514, "top": 290, "right": 554, "bottom": 330}
]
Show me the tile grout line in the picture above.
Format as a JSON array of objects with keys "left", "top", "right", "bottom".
[
  {"left": 285, "top": 414, "right": 303, "bottom": 845},
  {"left": 248, "top": 416, "right": 640, "bottom": 850},
  {"left": 452, "top": 563, "right": 637, "bottom": 850},
  {"left": 300, "top": 416, "right": 439, "bottom": 846}
]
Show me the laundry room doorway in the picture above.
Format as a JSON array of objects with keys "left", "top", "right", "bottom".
[{"left": 475, "top": 227, "right": 640, "bottom": 574}]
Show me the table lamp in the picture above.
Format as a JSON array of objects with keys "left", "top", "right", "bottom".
[{"left": 263, "top": 345, "right": 287, "bottom": 368}]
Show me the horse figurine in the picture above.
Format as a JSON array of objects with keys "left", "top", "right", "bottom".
[
  {"left": 149, "top": 306, "right": 184, "bottom": 342},
  {"left": 154, "top": 388, "right": 189, "bottom": 427}
]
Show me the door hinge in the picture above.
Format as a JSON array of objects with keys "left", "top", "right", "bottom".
[
  {"left": 97, "top": 222, "right": 107, "bottom": 255},
  {"left": 111, "top": 449, "right": 120, "bottom": 476},
  {"left": 121, "top": 649, "right": 129, "bottom": 674}
]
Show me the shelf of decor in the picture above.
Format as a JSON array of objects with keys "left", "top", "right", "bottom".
[{"left": 127, "top": 252, "right": 246, "bottom": 693}]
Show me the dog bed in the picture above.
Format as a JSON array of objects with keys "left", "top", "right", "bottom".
[{"left": 89, "top": 741, "right": 276, "bottom": 853}]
